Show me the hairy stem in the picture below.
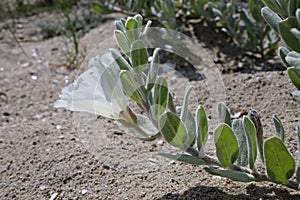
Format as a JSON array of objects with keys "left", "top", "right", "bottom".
[{"left": 185, "top": 146, "right": 299, "bottom": 190}]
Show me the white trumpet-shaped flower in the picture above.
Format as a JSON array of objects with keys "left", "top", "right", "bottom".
[{"left": 54, "top": 52, "right": 127, "bottom": 119}]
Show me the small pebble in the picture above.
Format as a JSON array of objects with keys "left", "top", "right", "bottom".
[
  {"left": 50, "top": 193, "right": 58, "bottom": 200},
  {"left": 146, "top": 184, "right": 153, "bottom": 188},
  {"left": 17, "top": 34, "right": 24, "bottom": 40},
  {"left": 212, "top": 175, "right": 222, "bottom": 180},
  {"left": 238, "top": 62, "right": 243, "bottom": 68},
  {"left": 157, "top": 140, "right": 164, "bottom": 146},
  {"left": 164, "top": 44, "right": 173, "bottom": 49},
  {"left": 31, "top": 49, "right": 39, "bottom": 59},
  {"left": 21, "top": 62, "right": 30, "bottom": 68},
  {"left": 64, "top": 76, "right": 69, "bottom": 84},
  {"left": 43, "top": 105, "right": 50, "bottom": 110},
  {"left": 81, "top": 189, "right": 88, "bottom": 195},
  {"left": 39, "top": 185, "right": 46, "bottom": 190},
  {"left": 169, "top": 160, "right": 176, "bottom": 165},
  {"left": 148, "top": 158, "right": 159, "bottom": 164},
  {"left": 140, "top": 192, "right": 146, "bottom": 197},
  {"left": 16, "top": 24, "right": 23, "bottom": 29}
]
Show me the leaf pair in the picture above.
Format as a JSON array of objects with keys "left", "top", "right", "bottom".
[
  {"left": 262, "top": 7, "right": 300, "bottom": 52},
  {"left": 114, "top": 14, "right": 149, "bottom": 72},
  {"left": 262, "top": 7, "right": 300, "bottom": 99},
  {"left": 216, "top": 105, "right": 258, "bottom": 170},
  {"left": 120, "top": 70, "right": 147, "bottom": 104},
  {"left": 212, "top": 120, "right": 257, "bottom": 183},
  {"left": 214, "top": 123, "right": 239, "bottom": 169},
  {"left": 214, "top": 116, "right": 257, "bottom": 169},
  {"left": 263, "top": 0, "right": 300, "bottom": 18},
  {"left": 264, "top": 116, "right": 295, "bottom": 184},
  {"left": 150, "top": 77, "right": 169, "bottom": 121},
  {"left": 264, "top": 137, "right": 295, "bottom": 184},
  {"left": 159, "top": 86, "right": 208, "bottom": 153}
]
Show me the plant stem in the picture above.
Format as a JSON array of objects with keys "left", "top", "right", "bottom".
[
  {"left": 7, "top": 24, "right": 28, "bottom": 58},
  {"left": 65, "top": 12, "right": 79, "bottom": 59},
  {"left": 185, "top": 146, "right": 300, "bottom": 190}
]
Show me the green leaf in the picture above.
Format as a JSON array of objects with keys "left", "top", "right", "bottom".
[
  {"left": 130, "top": 40, "right": 148, "bottom": 72},
  {"left": 121, "top": 18, "right": 126, "bottom": 26},
  {"left": 286, "top": 51, "right": 300, "bottom": 69},
  {"left": 120, "top": 70, "right": 146, "bottom": 103},
  {"left": 279, "top": 17, "right": 300, "bottom": 52},
  {"left": 288, "top": 0, "right": 300, "bottom": 17},
  {"left": 296, "top": 125, "right": 300, "bottom": 182},
  {"left": 184, "top": 109, "right": 197, "bottom": 147},
  {"left": 288, "top": 67, "right": 300, "bottom": 90},
  {"left": 115, "top": 20, "right": 126, "bottom": 32},
  {"left": 125, "top": 17, "right": 139, "bottom": 42},
  {"left": 264, "top": 137, "right": 295, "bottom": 184},
  {"left": 146, "top": 48, "right": 160, "bottom": 90},
  {"left": 158, "top": 153, "right": 206, "bottom": 165},
  {"left": 290, "top": 28, "right": 300, "bottom": 43},
  {"left": 232, "top": 119, "right": 248, "bottom": 166},
  {"left": 125, "top": 17, "right": 138, "bottom": 30},
  {"left": 196, "top": 105, "right": 208, "bottom": 153},
  {"left": 151, "top": 77, "right": 169, "bottom": 120},
  {"left": 114, "top": 30, "right": 130, "bottom": 56},
  {"left": 261, "top": 7, "right": 281, "bottom": 33},
  {"left": 124, "top": 114, "right": 157, "bottom": 140},
  {"left": 134, "top": 14, "right": 143, "bottom": 29},
  {"left": 159, "top": 112, "right": 189, "bottom": 149},
  {"left": 92, "top": 3, "right": 112, "bottom": 14},
  {"left": 278, "top": 46, "right": 291, "bottom": 68},
  {"left": 109, "top": 49, "right": 131, "bottom": 71},
  {"left": 292, "top": 90, "right": 300, "bottom": 102},
  {"left": 180, "top": 86, "right": 193, "bottom": 122},
  {"left": 272, "top": 115, "right": 285, "bottom": 142},
  {"left": 136, "top": 114, "right": 158, "bottom": 137},
  {"left": 240, "top": 10, "right": 255, "bottom": 37},
  {"left": 141, "top": 20, "right": 152, "bottom": 38},
  {"left": 217, "top": 102, "right": 232, "bottom": 126},
  {"left": 262, "top": 0, "right": 288, "bottom": 17},
  {"left": 243, "top": 116, "right": 257, "bottom": 170},
  {"left": 214, "top": 123, "right": 239, "bottom": 168},
  {"left": 205, "top": 167, "right": 255, "bottom": 182},
  {"left": 249, "top": 0, "right": 262, "bottom": 22},
  {"left": 297, "top": 9, "right": 300, "bottom": 24}
]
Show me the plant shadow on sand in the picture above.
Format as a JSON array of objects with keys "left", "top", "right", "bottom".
[
  {"left": 159, "top": 183, "right": 300, "bottom": 199},
  {"left": 157, "top": 19, "right": 286, "bottom": 81},
  {"left": 190, "top": 20, "right": 286, "bottom": 74}
]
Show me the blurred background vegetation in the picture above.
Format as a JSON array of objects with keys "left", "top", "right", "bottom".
[{"left": 0, "top": 0, "right": 282, "bottom": 69}]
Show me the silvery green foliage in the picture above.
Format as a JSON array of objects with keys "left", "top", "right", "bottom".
[
  {"left": 239, "top": 0, "right": 279, "bottom": 59},
  {"left": 262, "top": 2, "right": 300, "bottom": 102},
  {"left": 217, "top": 102, "right": 232, "bottom": 126},
  {"left": 261, "top": 0, "right": 300, "bottom": 187},
  {"left": 232, "top": 119, "right": 248, "bottom": 166},
  {"left": 189, "top": 0, "right": 279, "bottom": 59},
  {"left": 92, "top": 0, "right": 177, "bottom": 30},
  {"left": 56, "top": 15, "right": 300, "bottom": 190},
  {"left": 93, "top": 0, "right": 279, "bottom": 59}
]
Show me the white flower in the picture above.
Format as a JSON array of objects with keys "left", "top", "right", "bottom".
[{"left": 54, "top": 53, "right": 127, "bottom": 119}]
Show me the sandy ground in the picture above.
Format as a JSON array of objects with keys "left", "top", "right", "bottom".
[{"left": 1, "top": 13, "right": 300, "bottom": 199}]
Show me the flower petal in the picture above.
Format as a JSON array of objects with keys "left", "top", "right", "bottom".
[{"left": 55, "top": 62, "right": 126, "bottom": 119}]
